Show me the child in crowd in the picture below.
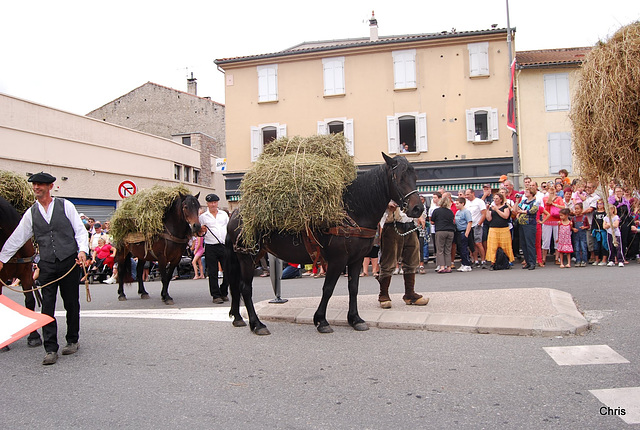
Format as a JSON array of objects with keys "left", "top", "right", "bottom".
[
  {"left": 591, "top": 199, "right": 609, "bottom": 266},
  {"left": 556, "top": 208, "right": 574, "bottom": 268},
  {"left": 572, "top": 181, "right": 587, "bottom": 205},
  {"left": 454, "top": 197, "right": 473, "bottom": 272},
  {"left": 571, "top": 203, "right": 590, "bottom": 267},
  {"left": 603, "top": 205, "right": 625, "bottom": 267}
]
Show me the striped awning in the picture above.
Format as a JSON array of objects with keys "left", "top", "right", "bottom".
[{"left": 417, "top": 183, "right": 500, "bottom": 193}]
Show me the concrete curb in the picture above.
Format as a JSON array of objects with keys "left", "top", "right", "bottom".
[{"left": 249, "top": 288, "right": 589, "bottom": 336}]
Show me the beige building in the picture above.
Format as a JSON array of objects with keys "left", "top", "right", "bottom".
[
  {"left": 515, "top": 47, "right": 591, "bottom": 184},
  {"left": 216, "top": 17, "right": 517, "bottom": 202},
  {"left": 0, "top": 93, "right": 225, "bottom": 221},
  {"left": 87, "top": 78, "right": 226, "bottom": 188}
]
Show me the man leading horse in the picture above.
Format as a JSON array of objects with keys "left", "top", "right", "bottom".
[{"left": 0, "top": 172, "right": 88, "bottom": 365}]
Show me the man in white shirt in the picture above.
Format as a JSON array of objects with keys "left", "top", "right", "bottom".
[
  {"left": 199, "top": 194, "right": 229, "bottom": 304},
  {"left": 0, "top": 172, "right": 88, "bottom": 365},
  {"left": 465, "top": 188, "right": 487, "bottom": 267}
]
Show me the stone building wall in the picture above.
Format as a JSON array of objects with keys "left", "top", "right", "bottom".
[{"left": 87, "top": 82, "right": 225, "bottom": 154}]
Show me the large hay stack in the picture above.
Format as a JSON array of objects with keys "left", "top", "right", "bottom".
[
  {"left": 571, "top": 22, "right": 640, "bottom": 190},
  {"left": 239, "top": 133, "right": 356, "bottom": 245},
  {"left": 109, "top": 184, "right": 192, "bottom": 246},
  {"left": 0, "top": 170, "right": 35, "bottom": 214}
]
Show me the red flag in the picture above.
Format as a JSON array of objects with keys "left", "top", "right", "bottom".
[
  {"left": 507, "top": 58, "right": 516, "bottom": 133},
  {"left": 0, "top": 294, "right": 53, "bottom": 349}
]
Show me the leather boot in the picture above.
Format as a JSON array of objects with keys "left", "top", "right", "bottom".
[
  {"left": 403, "top": 272, "right": 429, "bottom": 306},
  {"left": 378, "top": 276, "right": 392, "bottom": 309}
]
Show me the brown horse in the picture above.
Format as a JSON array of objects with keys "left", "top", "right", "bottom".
[
  {"left": 225, "top": 154, "right": 424, "bottom": 335},
  {"left": 0, "top": 196, "right": 42, "bottom": 349},
  {"left": 114, "top": 193, "right": 201, "bottom": 305}
]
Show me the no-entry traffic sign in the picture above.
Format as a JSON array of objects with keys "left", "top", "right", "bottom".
[{"left": 118, "top": 180, "right": 137, "bottom": 198}]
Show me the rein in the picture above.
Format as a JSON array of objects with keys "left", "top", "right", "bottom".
[{"left": 1, "top": 261, "right": 92, "bottom": 302}]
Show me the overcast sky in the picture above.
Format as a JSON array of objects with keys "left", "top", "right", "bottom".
[{"left": 1, "top": 0, "right": 639, "bottom": 115}]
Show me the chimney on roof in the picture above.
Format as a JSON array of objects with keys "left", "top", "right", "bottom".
[
  {"left": 187, "top": 72, "right": 197, "bottom": 96},
  {"left": 369, "top": 10, "right": 378, "bottom": 42}
]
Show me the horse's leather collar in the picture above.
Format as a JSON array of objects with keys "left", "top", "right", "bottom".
[{"left": 160, "top": 230, "right": 189, "bottom": 244}]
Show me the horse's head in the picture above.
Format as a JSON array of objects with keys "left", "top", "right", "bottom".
[
  {"left": 180, "top": 192, "right": 201, "bottom": 234},
  {"left": 383, "top": 153, "right": 424, "bottom": 218}
]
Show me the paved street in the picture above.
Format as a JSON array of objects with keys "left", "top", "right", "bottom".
[{"left": 2, "top": 261, "right": 639, "bottom": 429}]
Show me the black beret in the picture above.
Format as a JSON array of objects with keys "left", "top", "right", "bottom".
[
  {"left": 28, "top": 172, "right": 56, "bottom": 184},
  {"left": 205, "top": 193, "right": 220, "bottom": 202}
]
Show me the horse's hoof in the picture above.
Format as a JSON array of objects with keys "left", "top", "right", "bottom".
[
  {"left": 232, "top": 319, "right": 247, "bottom": 327},
  {"left": 27, "top": 337, "right": 43, "bottom": 347},
  {"left": 140, "top": 293, "right": 150, "bottom": 299},
  {"left": 253, "top": 327, "right": 271, "bottom": 335},
  {"left": 317, "top": 324, "right": 334, "bottom": 334},
  {"left": 118, "top": 295, "right": 127, "bottom": 301},
  {"left": 352, "top": 322, "right": 369, "bottom": 331},
  {"left": 164, "top": 299, "right": 174, "bottom": 305}
]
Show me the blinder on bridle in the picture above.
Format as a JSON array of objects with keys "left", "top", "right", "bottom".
[{"left": 390, "top": 163, "right": 419, "bottom": 213}]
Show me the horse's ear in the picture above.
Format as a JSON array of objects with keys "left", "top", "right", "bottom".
[
  {"left": 194, "top": 192, "right": 200, "bottom": 200},
  {"left": 382, "top": 152, "right": 397, "bottom": 168}
]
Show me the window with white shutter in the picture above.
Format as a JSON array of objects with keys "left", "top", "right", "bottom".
[
  {"left": 548, "top": 132, "right": 572, "bottom": 173},
  {"left": 544, "top": 73, "right": 570, "bottom": 111},
  {"left": 468, "top": 42, "right": 489, "bottom": 77},
  {"left": 317, "top": 118, "right": 354, "bottom": 156},
  {"left": 257, "top": 64, "right": 278, "bottom": 102},
  {"left": 322, "top": 57, "right": 345, "bottom": 96},
  {"left": 386, "top": 113, "right": 428, "bottom": 153},
  {"left": 250, "top": 123, "right": 287, "bottom": 161},
  {"left": 392, "top": 49, "right": 417, "bottom": 89},
  {"left": 465, "top": 107, "right": 499, "bottom": 142}
]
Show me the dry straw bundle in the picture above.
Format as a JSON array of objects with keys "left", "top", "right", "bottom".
[
  {"left": 239, "top": 133, "right": 356, "bottom": 245},
  {"left": 110, "top": 184, "right": 192, "bottom": 246},
  {"left": 571, "top": 22, "right": 640, "bottom": 190},
  {"left": 0, "top": 170, "right": 35, "bottom": 214}
]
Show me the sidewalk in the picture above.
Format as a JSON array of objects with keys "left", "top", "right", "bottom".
[{"left": 252, "top": 287, "right": 588, "bottom": 336}]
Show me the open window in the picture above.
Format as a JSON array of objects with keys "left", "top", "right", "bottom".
[
  {"left": 317, "top": 118, "right": 354, "bottom": 155},
  {"left": 386, "top": 113, "right": 427, "bottom": 154},
  {"left": 465, "top": 108, "right": 499, "bottom": 142}
]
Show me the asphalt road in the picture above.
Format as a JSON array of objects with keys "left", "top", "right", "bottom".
[{"left": 2, "top": 261, "right": 639, "bottom": 429}]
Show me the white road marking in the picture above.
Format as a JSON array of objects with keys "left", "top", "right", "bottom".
[
  {"left": 590, "top": 387, "right": 640, "bottom": 424},
  {"left": 543, "top": 345, "right": 630, "bottom": 366},
  {"left": 55, "top": 307, "right": 234, "bottom": 322}
]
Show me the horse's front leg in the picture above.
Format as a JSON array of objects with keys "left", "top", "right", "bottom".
[
  {"left": 160, "top": 263, "right": 177, "bottom": 305},
  {"left": 313, "top": 263, "right": 343, "bottom": 334},
  {"left": 346, "top": 260, "right": 368, "bottom": 331}
]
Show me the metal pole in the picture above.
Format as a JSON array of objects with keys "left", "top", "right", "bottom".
[
  {"left": 506, "top": 0, "right": 521, "bottom": 190},
  {"left": 268, "top": 253, "right": 288, "bottom": 304}
]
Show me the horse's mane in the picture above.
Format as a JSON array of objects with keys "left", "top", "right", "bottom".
[
  {"left": 343, "top": 163, "right": 389, "bottom": 220},
  {"left": 0, "top": 197, "right": 21, "bottom": 238}
]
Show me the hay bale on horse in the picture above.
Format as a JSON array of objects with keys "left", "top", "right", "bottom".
[
  {"left": 571, "top": 22, "right": 640, "bottom": 246},
  {"left": 0, "top": 171, "right": 41, "bottom": 349},
  {"left": 225, "top": 134, "right": 424, "bottom": 335},
  {"left": 111, "top": 185, "right": 201, "bottom": 304}
]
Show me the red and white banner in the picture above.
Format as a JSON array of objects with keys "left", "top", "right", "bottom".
[
  {"left": 0, "top": 294, "right": 53, "bottom": 349},
  {"left": 507, "top": 58, "right": 516, "bottom": 133}
]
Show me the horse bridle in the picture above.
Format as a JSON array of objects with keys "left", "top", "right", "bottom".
[{"left": 390, "top": 164, "right": 419, "bottom": 213}]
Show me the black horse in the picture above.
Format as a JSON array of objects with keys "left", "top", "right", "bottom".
[
  {"left": 0, "top": 196, "right": 42, "bottom": 349},
  {"left": 115, "top": 193, "right": 201, "bottom": 305},
  {"left": 225, "top": 153, "right": 424, "bottom": 335}
]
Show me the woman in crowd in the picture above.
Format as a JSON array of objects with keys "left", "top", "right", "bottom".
[
  {"left": 485, "top": 193, "right": 515, "bottom": 266},
  {"left": 430, "top": 194, "right": 455, "bottom": 273},
  {"left": 608, "top": 185, "right": 631, "bottom": 263}
]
